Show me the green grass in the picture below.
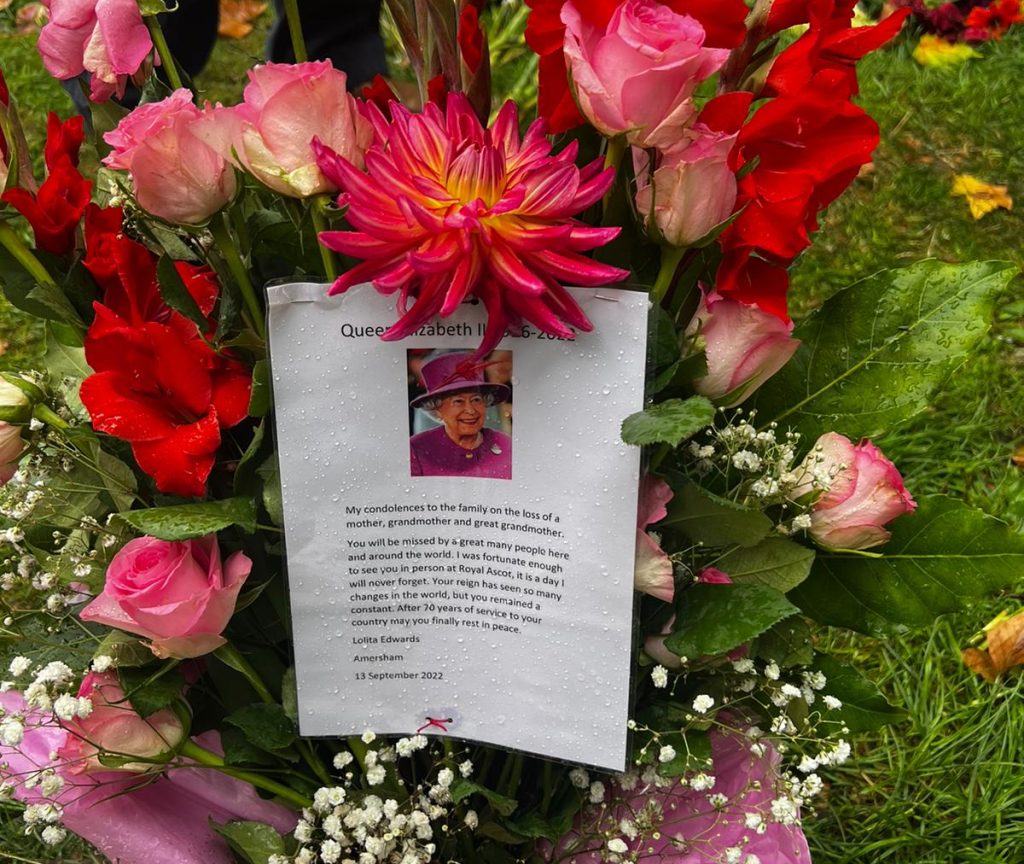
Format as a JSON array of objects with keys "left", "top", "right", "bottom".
[{"left": 792, "top": 30, "right": 1024, "bottom": 864}]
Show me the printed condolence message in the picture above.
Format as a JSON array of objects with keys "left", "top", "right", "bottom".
[{"left": 268, "top": 282, "right": 648, "bottom": 770}]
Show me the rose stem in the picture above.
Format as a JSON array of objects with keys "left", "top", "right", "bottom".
[
  {"left": 209, "top": 212, "right": 266, "bottom": 341},
  {"left": 282, "top": 0, "right": 309, "bottom": 62},
  {"left": 214, "top": 643, "right": 333, "bottom": 787},
  {"left": 178, "top": 739, "right": 312, "bottom": 808},
  {"left": 144, "top": 14, "right": 185, "bottom": 92},
  {"left": 650, "top": 244, "right": 686, "bottom": 306},
  {"left": 310, "top": 196, "right": 338, "bottom": 283}
]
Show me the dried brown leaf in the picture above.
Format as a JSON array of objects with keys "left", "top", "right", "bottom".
[{"left": 218, "top": 0, "right": 267, "bottom": 40}]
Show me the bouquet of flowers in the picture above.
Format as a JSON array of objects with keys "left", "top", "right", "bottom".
[{"left": 1, "top": 1, "right": 1022, "bottom": 863}]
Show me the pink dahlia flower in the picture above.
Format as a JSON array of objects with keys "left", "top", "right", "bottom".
[{"left": 314, "top": 93, "right": 629, "bottom": 355}]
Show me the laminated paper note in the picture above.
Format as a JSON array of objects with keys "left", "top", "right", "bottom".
[{"left": 267, "top": 282, "right": 649, "bottom": 770}]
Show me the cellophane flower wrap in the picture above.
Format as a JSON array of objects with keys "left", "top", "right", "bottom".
[{"left": 0, "top": 2, "right": 1020, "bottom": 864}]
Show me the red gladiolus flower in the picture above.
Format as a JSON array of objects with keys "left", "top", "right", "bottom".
[
  {"left": 43, "top": 112, "right": 85, "bottom": 170},
  {"left": 764, "top": 2, "right": 909, "bottom": 98},
  {"left": 714, "top": 81, "right": 881, "bottom": 317},
  {"left": 524, "top": 0, "right": 748, "bottom": 133},
  {"left": 2, "top": 112, "right": 90, "bottom": 254},
  {"left": 80, "top": 216, "right": 250, "bottom": 497},
  {"left": 2, "top": 157, "right": 91, "bottom": 254},
  {"left": 458, "top": 4, "right": 484, "bottom": 73},
  {"left": 360, "top": 74, "right": 398, "bottom": 114},
  {"left": 314, "top": 94, "right": 628, "bottom": 356}
]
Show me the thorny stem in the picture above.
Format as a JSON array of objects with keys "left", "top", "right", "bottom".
[
  {"left": 144, "top": 15, "right": 184, "bottom": 91},
  {"left": 179, "top": 739, "right": 311, "bottom": 808}
]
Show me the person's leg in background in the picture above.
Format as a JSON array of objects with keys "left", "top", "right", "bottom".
[{"left": 267, "top": 0, "right": 387, "bottom": 90}]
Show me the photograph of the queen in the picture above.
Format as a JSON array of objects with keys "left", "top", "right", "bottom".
[{"left": 408, "top": 350, "right": 513, "bottom": 479}]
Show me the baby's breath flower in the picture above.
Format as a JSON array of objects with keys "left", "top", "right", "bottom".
[
  {"left": 692, "top": 694, "right": 715, "bottom": 714},
  {"left": 569, "top": 767, "right": 590, "bottom": 789},
  {"left": 651, "top": 665, "right": 668, "bottom": 688},
  {"left": 658, "top": 745, "right": 677, "bottom": 764},
  {"left": 589, "top": 781, "right": 605, "bottom": 803},
  {"left": 7, "top": 656, "right": 31, "bottom": 677},
  {"left": 459, "top": 759, "right": 473, "bottom": 778},
  {"left": 607, "top": 838, "right": 629, "bottom": 854}
]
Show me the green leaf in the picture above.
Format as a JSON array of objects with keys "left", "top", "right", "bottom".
[
  {"left": 663, "top": 484, "right": 773, "bottom": 548},
  {"left": 790, "top": 495, "right": 1024, "bottom": 634},
  {"left": 754, "top": 260, "right": 1018, "bottom": 442},
  {"left": 811, "top": 654, "right": 907, "bottom": 732},
  {"left": 44, "top": 324, "right": 91, "bottom": 420},
  {"left": 94, "top": 630, "right": 156, "bottom": 668},
  {"left": 753, "top": 616, "right": 814, "bottom": 667},
  {"left": 621, "top": 396, "right": 714, "bottom": 447},
  {"left": 656, "top": 729, "right": 712, "bottom": 778},
  {"left": 665, "top": 584, "right": 800, "bottom": 658},
  {"left": 94, "top": 446, "right": 138, "bottom": 512},
  {"left": 280, "top": 666, "right": 298, "bottom": 724},
  {"left": 117, "top": 497, "right": 257, "bottom": 540},
  {"left": 716, "top": 537, "right": 815, "bottom": 593},
  {"left": 648, "top": 305, "right": 680, "bottom": 375},
  {"left": 450, "top": 778, "right": 518, "bottom": 817},
  {"left": 210, "top": 821, "right": 286, "bottom": 864},
  {"left": 248, "top": 359, "right": 271, "bottom": 417},
  {"left": 225, "top": 703, "right": 297, "bottom": 751},
  {"left": 222, "top": 727, "right": 278, "bottom": 766},
  {"left": 156, "top": 254, "right": 208, "bottom": 332},
  {"left": 119, "top": 666, "right": 184, "bottom": 717},
  {"left": 258, "top": 456, "right": 283, "bottom": 526}
]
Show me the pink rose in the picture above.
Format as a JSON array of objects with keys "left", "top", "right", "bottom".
[
  {"left": 37, "top": 0, "right": 152, "bottom": 102},
  {"left": 81, "top": 534, "right": 251, "bottom": 658},
  {"left": 103, "top": 90, "right": 237, "bottom": 224},
  {"left": 795, "top": 432, "right": 917, "bottom": 550},
  {"left": 560, "top": 0, "right": 729, "bottom": 148},
  {"left": 634, "top": 93, "right": 751, "bottom": 247},
  {"left": 686, "top": 291, "right": 800, "bottom": 407},
  {"left": 0, "top": 422, "right": 25, "bottom": 485},
  {"left": 195, "top": 61, "right": 371, "bottom": 198},
  {"left": 1, "top": 691, "right": 296, "bottom": 864},
  {"left": 60, "top": 671, "right": 185, "bottom": 773},
  {"left": 552, "top": 729, "right": 809, "bottom": 863},
  {"left": 634, "top": 474, "right": 674, "bottom": 602}
]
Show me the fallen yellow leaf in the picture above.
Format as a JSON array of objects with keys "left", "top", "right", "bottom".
[
  {"left": 952, "top": 174, "right": 1013, "bottom": 220},
  {"left": 218, "top": 0, "right": 268, "bottom": 40},
  {"left": 913, "top": 34, "right": 982, "bottom": 68},
  {"left": 962, "top": 608, "right": 1024, "bottom": 681}
]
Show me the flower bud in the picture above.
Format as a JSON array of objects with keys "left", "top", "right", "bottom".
[
  {"left": 685, "top": 291, "right": 799, "bottom": 407},
  {"left": 0, "top": 377, "right": 32, "bottom": 424},
  {"left": 0, "top": 422, "right": 25, "bottom": 485},
  {"left": 794, "top": 432, "right": 917, "bottom": 550},
  {"left": 59, "top": 671, "right": 185, "bottom": 774}
]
